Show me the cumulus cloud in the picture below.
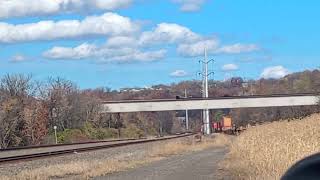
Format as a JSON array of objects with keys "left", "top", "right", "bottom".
[
  {"left": 177, "top": 39, "right": 219, "bottom": 57},
  {"left": 43, "top": 43, "right": 97, "bottom": 60},
  {"left": 43, "top": 43, "right": 166, "bottom": 62},
  {"left": 93, "top": 0, "right": 132, "bottom": 10},
  {"left": 0, "top": 12, "right": 138, "bottom": 43},
  {"left": 217, "top": 43, "right": 260, "bottom": 54},
  {"left": 109, "top": 49, "right": 167, "bottom": 62},
  {"left": 222, "top": 64, "right": 239, "bottom": 71},
  {"left": 21, "top": 16, "right": 260, "bottom": 62},
  {"left": 40, "top": 22, "right": 205, "bottom": 62},
  {"left": 139, "top": 23, "right": 200, "bottom": 45},
  {"left": 0, "top": 0, "right": 210, "bottom": 18},
  {"left": 11, "top": 54, "right": 26, "bottom": 62},
  {"left": 1, "top": 12, "right": 260, "bottom": 60},
  {"left": 177, "top": 40, "right": 259, "bottom": 57},
  {"left": 105, "top": 36, "right": 137, "bottom": 48},
  {"left": 170, "top": 70, "right": 188, "bottom": 77},
  {"left": 172, "top": 0, "right": 207, "bottom": 12},
  {"left": 261, "top": 66, "right": 289, "bottom": 79},
  {"left": 0, "top": 0, "right": 133, "bottom": 19}
]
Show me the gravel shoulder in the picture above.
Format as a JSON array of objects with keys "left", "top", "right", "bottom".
[
  {"left": 96, "top": 147, "right": 227, "bottom": 180},
  {"left": 0, "top": 139, "right": 168, "bottom": 177},
  {"left": 0, "top": 136, "right": 197, "bottom": 178}
]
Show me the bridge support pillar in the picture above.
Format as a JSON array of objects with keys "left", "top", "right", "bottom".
[{"left": 203, "top": 109, "right": 211, "bottom": 135}]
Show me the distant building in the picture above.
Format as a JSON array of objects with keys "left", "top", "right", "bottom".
[
  {"left": 231, "top": 77, "right": 244, "bottom": 87},
  {"left": 120, "top": 86, "right": 164, "bottom": 93}
]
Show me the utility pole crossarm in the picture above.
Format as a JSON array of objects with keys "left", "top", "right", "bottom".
[{"left": 199, "top": 59, "right": 214, "bottom": 64}]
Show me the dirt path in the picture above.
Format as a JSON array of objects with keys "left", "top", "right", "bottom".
[{"left": 96, "top": 147, "right": 227, "bottom": 180}]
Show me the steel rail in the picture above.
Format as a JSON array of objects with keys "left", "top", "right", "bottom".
[
  {"left": 0, "top": 138, "right": 140, "bottom": 152},
  {"left": 0, "top": 133, "right": 195, "bottom": 164}
]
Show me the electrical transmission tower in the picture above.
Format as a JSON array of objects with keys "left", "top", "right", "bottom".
[{"left": 199, "top": 48, "right": 214, "bottom": 135}]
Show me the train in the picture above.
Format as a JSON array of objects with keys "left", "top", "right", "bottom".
[
  {"left": 212, "top": 116, "right": 244, "bottom": 135},
  {"left": 212, "top": 116, "right": 232, "bottom": 132}
]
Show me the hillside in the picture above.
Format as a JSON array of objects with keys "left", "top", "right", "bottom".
[{"left": 0, "top": 70, "right": 320, "bottom": 148}]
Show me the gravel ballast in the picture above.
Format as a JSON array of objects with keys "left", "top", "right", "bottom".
[{"left": 0, "top": 137, "right": 191, "bottom": 177}]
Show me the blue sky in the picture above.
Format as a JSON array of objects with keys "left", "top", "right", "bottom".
[{"left": 0, "top": 0, "right": 319, "bottom": 89}]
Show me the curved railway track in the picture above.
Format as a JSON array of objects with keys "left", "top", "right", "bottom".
[{"left": 0, "top": 133, "right": 195, "bottom": 164}]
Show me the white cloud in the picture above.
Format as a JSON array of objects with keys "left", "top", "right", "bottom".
[
  {"left": 222, "top": 64, "right": 239, "bottom": 71},
  {"left": 0, "top": 0, "right": 133, "bottom": 19},
  {"left": 170, "top": 70, "right": 188, "bottom": 77},
  {"left": 0, "top": 12, "right": 138, "bottom": 43},
  {"left": 260, "top": 66, "right": 290, "bottom": 79},
  {"left": 0, "top": 12, "right": 261, "bottom": 61},
  {"left": 217, "top": 43, "right": 260, "bottom": 54},
  {"left": 110, "top": 49, "right": 167, "bottom": 62},
  {"left": 43, "top": 43, "right": 166, "bottom": 62},
  {"left": 11, "top": 54, "right": 26, "bottom": 62},
  {"left": 93, "top": 0, "right": 132, "bottom": 10},
  {"left": 172, "top": 0, "right": 207, "bottom": 12},
  {"left": 177, "top": 40, "right": 259, "bottom": 57},
  {"left": 139, "top": 23, "right": 200, "bottom": 45},
  {"left": 177, "top": 39, "right": 219, "bottom": 57},
  {"left": 105, "top": 36, "right": 137, "bottom": 48},
  {"left": 19, "top": 16, "right": 260, "bottom": 62},
  {"left": 43, "top": 43, "right": 97, "bottom": 60}
]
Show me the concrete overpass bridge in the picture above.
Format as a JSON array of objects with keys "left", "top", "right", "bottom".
[{"left": 102, "top": 94, "right": 319, "bottom": 113}]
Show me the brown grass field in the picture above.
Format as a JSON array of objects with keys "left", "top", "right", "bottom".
[{"left": 221, "top": 113, "right": 320, "bottom": 180}]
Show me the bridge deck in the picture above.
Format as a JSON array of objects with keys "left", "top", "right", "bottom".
[{"left": 102, "top": 94, "right": 319, "bottom": 113}]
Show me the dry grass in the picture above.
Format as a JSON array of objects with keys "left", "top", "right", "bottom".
[
  {"left": 150, "top": 134, "right": 229, "bottom": 157},
  {"left": 221, "top": 113, "right": 320, "bottom": 180},
  {"left": 6, "top": 159, "right": 151, "bottom": 180},
  {"left": 0, "top": 135, "right": 227, "bottom": 180}
]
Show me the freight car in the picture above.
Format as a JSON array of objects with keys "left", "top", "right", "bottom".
[
  {"left": 212, "top": 116, "right": 232, "bottom": 132},
  {"left": 212, "top": 116, "right": 244, "bottom": 135}
]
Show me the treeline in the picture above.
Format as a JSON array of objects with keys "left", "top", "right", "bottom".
[
  {"left": 0, "top": 74, "right": 181, "bottom": 149},
  {"left": 1, "top": 70, "right": 320, "bottom": 148},
  {"left": 0, "top": 75, "right": 103, "bottom": 148}
]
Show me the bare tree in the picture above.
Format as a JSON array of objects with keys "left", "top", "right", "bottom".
[
  {"left": 0, "top": 74, "right": 34, "bottom": 148},
  {"left": 45, "top": 77, "right": 77, "bottom": 130},
  {"left": 22, "top": 100, "right": 49, "bottom": 145}
]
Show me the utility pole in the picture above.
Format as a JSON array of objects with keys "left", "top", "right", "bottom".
[
  {"left": 185, "top": 89, "right": 189, "bottom": 131},
  {"left": 53, "top": 126, "right": 57, "bottom": 144},
  {"left": 199, "top": 48, "right": 213, "bottom": 135}
]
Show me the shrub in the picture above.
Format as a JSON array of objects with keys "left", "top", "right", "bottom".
[
  {"left": 54, "top": 122, "right": 125, "bottom": 144},
  {"left": 122, "top": 124, "right": 145, "bottom": 138},
  {"left": 83, "top": 122, "right": 118, "bottom": 140},
  {"left": 57, "top": 129, "right": 89, "bottom": 143},
  {"left": 82, "top": 122, "right": 97, "bottom": 139},
  {"left": 94, "top": 128, "right": 118, "bottom": 140},
  {"left": 41, "top": 134, "right": 56, "bottom": 145}
]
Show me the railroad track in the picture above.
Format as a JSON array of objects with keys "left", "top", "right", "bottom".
[
  {"left": 0, "top": 138, "right": 140, "bottom": 152},
  {"left": 0, "top": 133, "right": 195, "bottom": 164}
]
